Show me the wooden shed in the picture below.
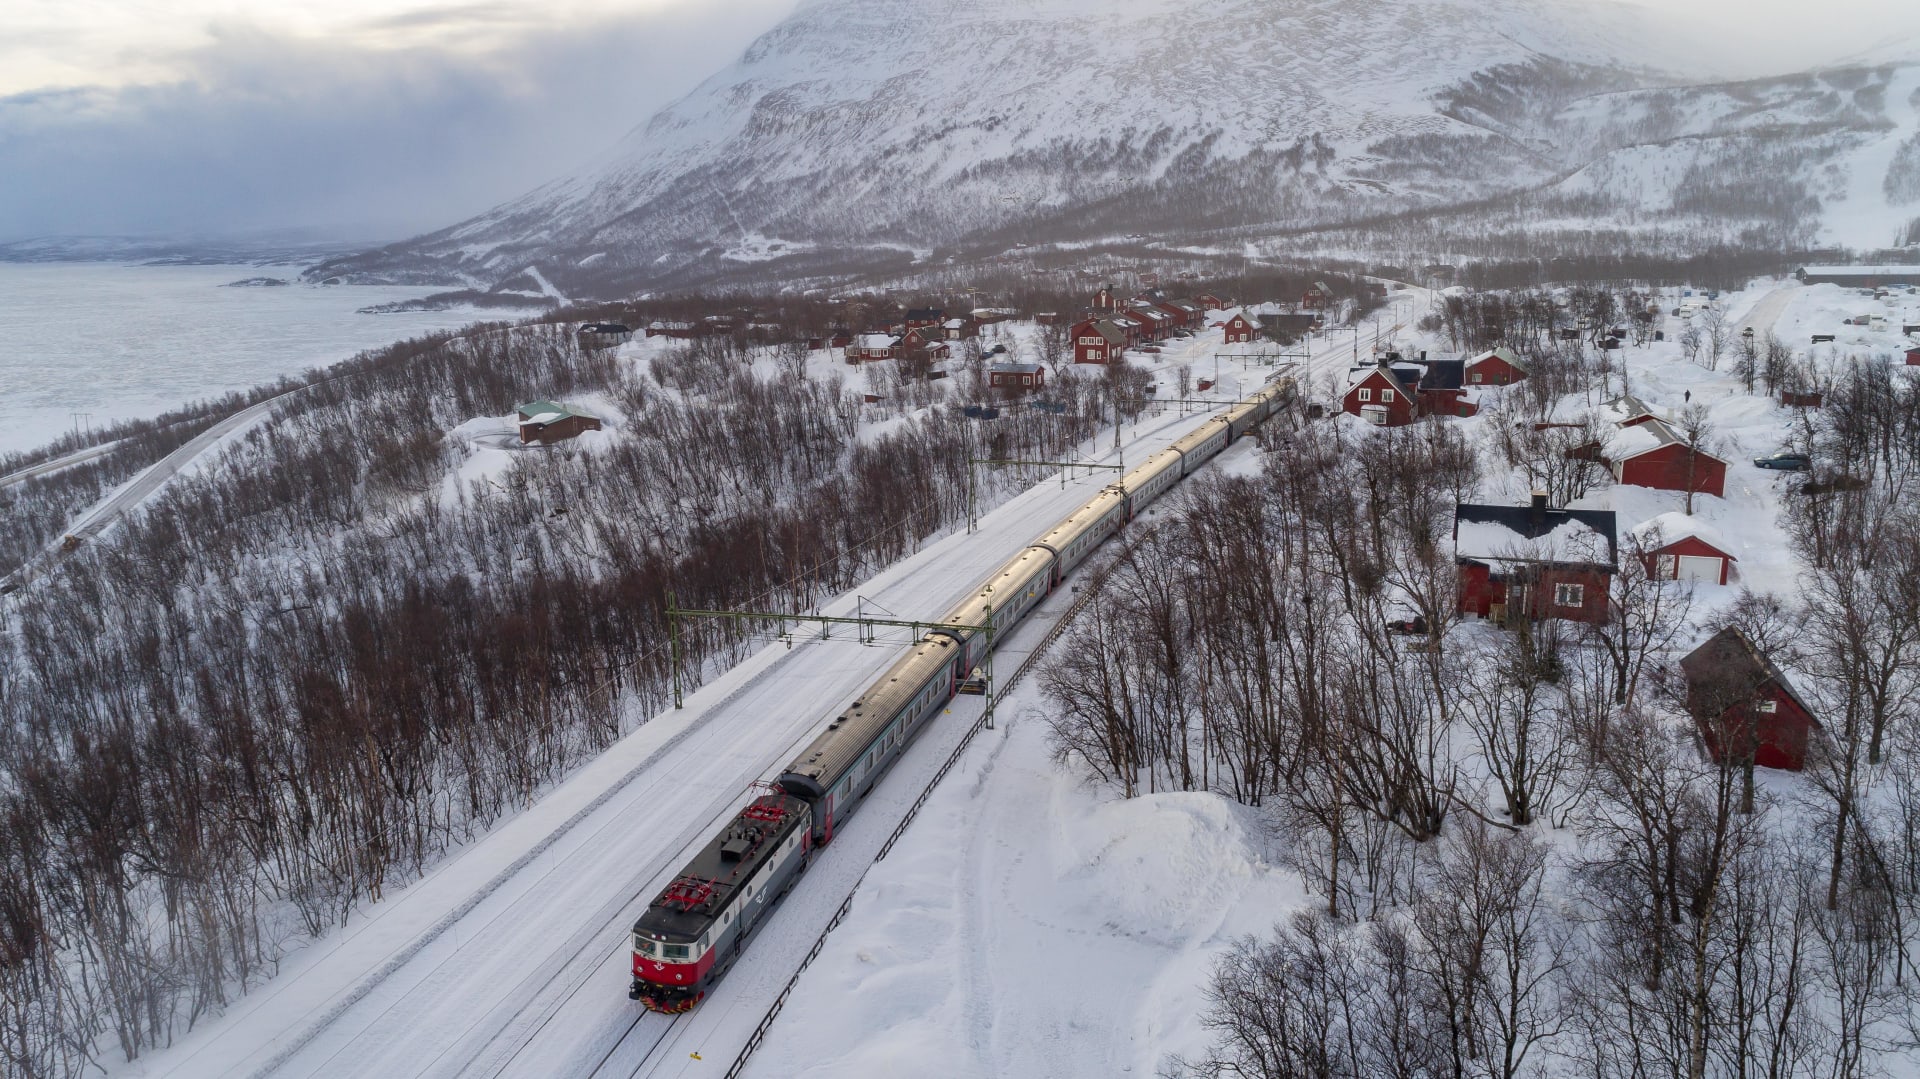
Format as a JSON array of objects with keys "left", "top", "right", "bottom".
[{"left": 1632, "top": 513, "right": 1737, "bottom": 586}]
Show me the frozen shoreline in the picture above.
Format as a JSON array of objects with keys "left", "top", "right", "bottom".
[{"left": 0, "top": 262, "right": 491, "bottom": 456}]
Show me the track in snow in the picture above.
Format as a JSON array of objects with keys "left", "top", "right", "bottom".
[{"left": 124, "top": 362, "right": 1289, "bottom": 1079}]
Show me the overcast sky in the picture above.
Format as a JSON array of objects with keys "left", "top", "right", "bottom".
[
  {"left": 0, "top": 0, "right": 1916, "bottom": 245},
  {"left": 0, "top": 0, "right": 799, "bottom": 242}
]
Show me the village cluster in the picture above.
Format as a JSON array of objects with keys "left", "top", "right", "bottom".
[{"left": 527, "top": 268, "right": 1920, "bottom": 784}]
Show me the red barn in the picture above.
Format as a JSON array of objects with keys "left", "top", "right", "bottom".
[
  {"left": 1072, "top": 319, "right": 1128, "bottom": 364},
  {"left": 1606, "top": 418, "right": 1728, "bottom": 498},
  {"left": 1341, "top": 364, "right": 1419, "bottom": 426},
  {"left": 1220, "top": 312, "right": 1260, "bottom": 344},
  {"left": 1631, "top": 514, "right": 1737, "bottom": 585},
  {"left": 1681, "top": 627, "right": 1820, "bottom": 771},
  {"left": 1454, "top": 495, "right": 1617, "bottom": 625},
  {"left": 1465, "top": 346, "right": 1530, "bottom": 386}
]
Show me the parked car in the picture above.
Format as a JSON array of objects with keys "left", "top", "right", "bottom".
[{"left": 1753, "top": 452, "right": 1812, "bottom": 471}]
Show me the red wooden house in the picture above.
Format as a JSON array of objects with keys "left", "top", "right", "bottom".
[
  {"left": 1454, "top": 494, "right": 1617, "bottom": 625},
  {"left": 1072, "top": 319, "right": 1129, "bottom": 364},
  {"left": 1196, "top": 293, "right": 1226, "bottom": 310},
  {"left": 989, "top": 361, "right": 1046, "bottom": 392},
  {"left": 1341, "top": 364, "right": 1419, "bottom": 426},
  {"left": 1904, "top": 346, "right": 1920, "bottom": 365},
  {"left": 1681, "top": 627, "right": 1820, "bottom": 771},
  {"left": 1124, "top": 304, "right": 1175, "bottom": 341},
  {"left": 1220, "top": 312, "right": 1260, "bottom": 344},
  {"left": 1606, "top": 417, "right": 1728, "bottom": 498},
  {"left": 846, "top": 333, "right": 898, "bottom": 363},
  {"left": 1301, "top": 283, "right": 1332, "bottom": 310},
  {"left": 904, "top": 308, "right": 945, "bottom": 331},
  {"left": 1091, "top": 286, "right": 1118, "bottom": 311},
  {"left": 1465, "top": 346, "right": 1529, "bottom": 386}
]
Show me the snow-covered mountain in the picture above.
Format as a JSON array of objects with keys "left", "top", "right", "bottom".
[{"left": 309, "top": 0, "right": 1920, "bottom": 296}]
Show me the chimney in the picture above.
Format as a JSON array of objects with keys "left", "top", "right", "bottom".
[{"left": 1530, "top": 490, "right": 1549, "bottom": 531}]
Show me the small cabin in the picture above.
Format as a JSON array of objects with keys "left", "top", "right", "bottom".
[
  {"left": 1681, "top": 627, "right": 1820, "bottom": 771},
  {"left": 577, "top": 322, "right": 634, "bottom": 349},
  {"left": 515, "top": 400, "right": 603, "bottom": 445}
]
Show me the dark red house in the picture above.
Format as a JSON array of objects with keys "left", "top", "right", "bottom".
[
  {"left": 1342, "top": 364, "right": 1419, "bottom": 426},
  {"left": 988, "top": 361, "right": 1046, "bottom": 392},
  {"left": 1454, "top": 494, "right": 1617, "bottom": 625},
  {"left": 1072, "top": 319, "right": 1128, "bottom": 364},
  {"left": 1220, "top": 312, "right": 1260, "bottom": 344},
  {"left": 1465, "top": 346, "right": 1529, "bottom": 386},
  {"left": 1302, "top": 283, "right": 1331, "bottom": 310},
  {"left": 1681, "top": 627, "right": 1820, "bottom": 771},
  {"left": 1904, "top": 346, "right": 1920, "bottom": 365},
  {"left": 1607, "top": 417, "right": 1728, "bottom": 498},
  {"left": 904, "top": 308, "right": 945, "bottom": 331}
]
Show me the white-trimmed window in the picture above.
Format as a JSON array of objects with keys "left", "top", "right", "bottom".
[
  {"left": 1381, "top": 389, "right": 1396, "bottom": 403},
  {"left": 1757, "top": 699, "right": 1779, "bottom": 714},
  {"left": 1554, "top": 583, "right": 1584, "bottom": 607},
  {"left": 1357, "top": 387, "right": 1373, "bottom": 402},
  {"left": 1471, "top": 371, "right": 1483, "bottom": 383}
]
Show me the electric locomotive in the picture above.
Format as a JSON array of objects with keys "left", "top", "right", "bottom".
[{"left": 629, "top": 792, "right": 811, "bottom": 1011}]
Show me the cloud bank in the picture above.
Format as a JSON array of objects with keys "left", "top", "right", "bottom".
[{"left": 0, "top": 3, "right": 796, "bottom": 243}]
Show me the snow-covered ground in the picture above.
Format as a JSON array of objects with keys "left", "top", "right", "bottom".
[
  {"left": 744, "top": 280, "right": 1920, "bottom": 1076},
  {"left": 104, "top": 302, "right": 1361, "bottom": 1079},
  {"left": 0, "top": 262, "right": 493, "bottom": 456}
]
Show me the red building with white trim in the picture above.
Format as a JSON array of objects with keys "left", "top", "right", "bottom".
[
  {"left": 1454, "top": 495, "right": 1617, "bottom": 625},
  {"left": 1220, "top": 312, "right": 1260, "bottom": 344},
  {"left": 1341, "top": 364, "right": 1419, "bottom": 426},
  {"left": 1072, "top": 319, "right": 1129, "bottom": 364},
  {"left": 1465, "top": 346, "right": 1529, "bottom": 386}
]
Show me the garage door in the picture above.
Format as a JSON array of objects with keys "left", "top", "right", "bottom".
[{"left": 1675, "top": 555, "right": 1721, "bottom": 584}]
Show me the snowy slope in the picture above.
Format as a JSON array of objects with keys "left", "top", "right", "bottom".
[
  {"left": 309, "top": 0, "right": 1677, "bottom": 294},
  {"left": 311, "top": 0, "right": 1920, "bottom": 297}
]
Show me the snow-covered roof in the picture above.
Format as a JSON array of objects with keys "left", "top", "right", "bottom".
[
  {"left": 990, "top": 361, "right": 1044, "bottom": 374},
  {"left": 1455, "top": 516, "right": 1611, "bottom": 564},
  {"left": 1466, "top": 345, "right": 1527, "bottom": 373},
  {"left": 855, "top": 333, "right": 897, "bottom": 348},
  {"left": 1607, "top": 419, "right": 1679, "bottom": 459},
  {"left": 1628, "top": 512, "right": 1735, "bottom": 556},
  {"left": 1798, "top": 265, "right": 1920, "bottom": 276}
]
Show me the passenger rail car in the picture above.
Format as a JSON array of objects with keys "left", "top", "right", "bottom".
[{"left": 630, "top": 378, "right": 1293, "bottom": 1010}]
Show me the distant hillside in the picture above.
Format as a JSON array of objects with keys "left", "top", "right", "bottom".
[{"left": 306, "top": 0, "right": 1920, "bottom": 297}]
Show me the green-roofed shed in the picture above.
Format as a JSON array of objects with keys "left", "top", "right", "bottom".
[{"left": 514, "top": 400, "right": 603, "bottom": 445}]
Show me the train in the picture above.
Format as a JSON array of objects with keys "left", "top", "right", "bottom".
[{"left": 629, "top": 376, "right": 1294, "bottom": 1012}]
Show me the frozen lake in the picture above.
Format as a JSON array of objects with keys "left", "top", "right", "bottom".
[{"left": 0, "top": 262, "right": 498, "bottom": 457}]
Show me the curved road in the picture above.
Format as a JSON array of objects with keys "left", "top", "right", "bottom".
[{"left": 1, "top": 390, "right": 297, "bottom": 594}]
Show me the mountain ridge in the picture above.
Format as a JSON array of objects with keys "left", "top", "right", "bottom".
[{"left": 308, "top": 0, "right": 1917, "bottom": 297}]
